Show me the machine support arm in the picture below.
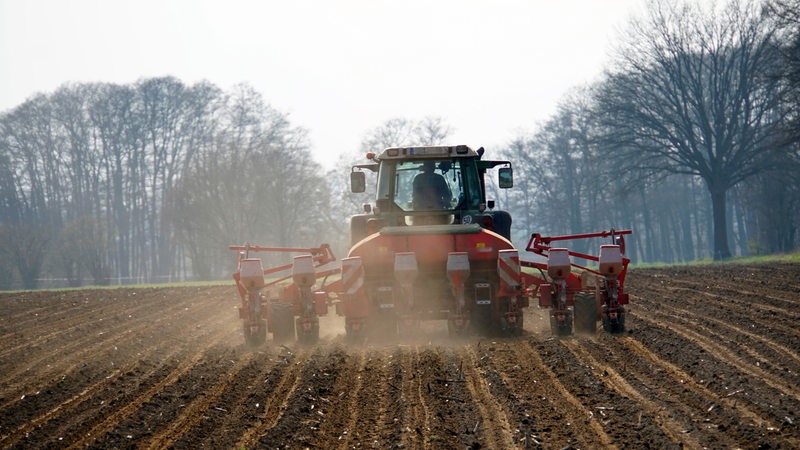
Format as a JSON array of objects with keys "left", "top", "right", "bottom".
[
  {"left": 527, "top": 229, "right": 632, "bottom": 256},
  {"left": 229, "top": 243, "right": 339, "bottom": 290}
]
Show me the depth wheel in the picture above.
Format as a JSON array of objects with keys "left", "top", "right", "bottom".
[
  {"left": 296, "top": 317, "right": 320, "bottom": 345},
  {"left": 550, "top": 314, "right": 573, "bottom": 336},
  {"left": 270, "top": 303, "right": 295, "bottom": 343},
  {"left": 244, "top": 319, "right": 267, "bottom": 347},
  {"left": 574, "top": 293, "right": 597, "bottom": 335},
  {"left": 345, "top": 319, "right": 366, "bottom": 344},
  {"left": 447, "top": 316, "right": 470, "bottom": 338},
  {"left": 602, "top": 307, "right": 626, "bottom": 334},
  {"left": 498, "top": 301, "right": 524, "bottom": 337},
  {"left": 470, "top": 305, "right": 494, "bottom": 336},
  {"left": 371, "top": 312, "right": 399, "bottom": 341}
]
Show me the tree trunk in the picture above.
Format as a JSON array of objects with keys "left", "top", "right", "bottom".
[{"left": 709, "top": 186, "right": 732, "bottom": 260}]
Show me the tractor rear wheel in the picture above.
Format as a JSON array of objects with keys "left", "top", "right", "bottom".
[
  {"left": 574, "top": 293, "right": 597, "bottom": 335},
  {"left": 270, "top": 303, "right": 295, "bottom": 343}
]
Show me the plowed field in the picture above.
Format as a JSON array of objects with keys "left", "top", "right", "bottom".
[{"left": 1, "top": 263, "right": 798, "bottom": 449}]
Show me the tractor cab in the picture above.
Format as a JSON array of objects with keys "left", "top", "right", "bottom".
[{"left": 350, "top": 145, "right": 513, "bottom": 244}]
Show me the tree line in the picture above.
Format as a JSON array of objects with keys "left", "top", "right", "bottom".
[
  {"left": 0, "top": 79, "right": 328, "bottom": 288},
  {"left": 1, "top": 0, "right": 798, "bottom": 289},
  {"left": 496, "top": 0, "right": 799, "bottom": 263}
]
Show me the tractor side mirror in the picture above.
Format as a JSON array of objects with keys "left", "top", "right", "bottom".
[
  {"left": 498, "top": 167, "right": 513, "bottom": 188},
  {"left": 350, "top": 170, "right": 366, "bottom": 193}
]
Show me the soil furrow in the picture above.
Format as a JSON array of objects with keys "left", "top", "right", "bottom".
[
  {"left": 399, "top": 345, "right": 433, "bottom": 448},
  {"left": 0, "top": 293, "right": 212, "bottom": 394},
  {"left": 618, "top": 335, "right": 796, "bottom": 448},
  {"left": 632, "top": 310, "right": 800, "bottom": 402},
  {"left": 567, "top": 337, "right": 742, "bottom": 449},
  {"left": 234, "top": 348, "right": 311, "bottom": 448},
  {"left": 1, "top": 264, "right": 799, "bottom": 448},
  {"left": 168, "top": 350, "right": 285, "bottom": 448},
  {"left": 513, "top": 338, "right": 619, "bottom": 448},
  {"left": 0, "top": 289, "right": 199, "bottom": 359},
  {"left": 138, "top": 350, "right": 257, "bottom": 449},
  {"left": 637, "top": 299, "right": 800, "bottom": 376},
  {"left": 0, "top": 342, "right": 189, "bottom": 447},
  {"left": 315, "top": 348, "right": 367, "bottom": 446},
  {"left": 461, "top": 345, "right": 515, "bottom": 448},
  {"left": 63, "top": 327, "right": 231, "bottom": 449},
  {"left": 633, "top": 284, "right": 800, "bottom": 346}
]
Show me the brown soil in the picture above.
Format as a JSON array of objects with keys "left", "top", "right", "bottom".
[{"left": 1, "top": 263, "right": 798, "bottom": 449}]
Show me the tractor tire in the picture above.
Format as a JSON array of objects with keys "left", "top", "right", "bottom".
[
  {"left": 573, "top": 293, "right": 597, "bottom": 335},
  {"left": 270, "top": 303, "right": 295, "bottom": 343},
  {"left": 244, "top": 319, "right": 267, "bottom": 347}
]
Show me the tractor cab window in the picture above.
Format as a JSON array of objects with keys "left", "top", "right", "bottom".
[{"left": 384, "top": 159, "right": 480, "bottom": 212}]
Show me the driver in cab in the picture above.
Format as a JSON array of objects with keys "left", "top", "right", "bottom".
[{"left": 412, "top": 160, "right": 451, "bottom": 211}]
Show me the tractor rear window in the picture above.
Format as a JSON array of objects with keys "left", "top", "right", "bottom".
[{"left": 393, "top": 159, "right": 466, "bottom": 211}]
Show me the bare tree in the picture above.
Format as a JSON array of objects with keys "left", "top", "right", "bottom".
[
  {"left": 166, "top": 85, "right": 327, "bottom": 278},
  {"left": 766, "top": 1, "right": 800, "bottom": 153},
  {"left": 358, "top": 116, "right": 453, "bottom": 153},
  {"left": 596, "top": 0, "right": 786, "bottom": 259},
  {"left": 501, "top": 89, "right": 627, "bottom": 254}
]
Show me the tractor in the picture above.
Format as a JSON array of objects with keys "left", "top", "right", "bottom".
[{"left": 229, "top": 145, "right": 632, "bottom": 345}]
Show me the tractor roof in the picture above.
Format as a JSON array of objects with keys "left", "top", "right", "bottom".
[{"left": 376, "top": 145, "right": 478, "bottom": 160}]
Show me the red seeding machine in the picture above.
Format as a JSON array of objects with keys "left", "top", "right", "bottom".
[
  {"left": 523, "top": 229, "right": 632, "bottom": 336},
  {"left": 229, "top": 145, "right": 633, "bottom": 345}
]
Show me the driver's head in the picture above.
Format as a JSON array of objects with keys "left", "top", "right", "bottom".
[{"left": 421, "top": 160, "right": 435, "bottom": 172}]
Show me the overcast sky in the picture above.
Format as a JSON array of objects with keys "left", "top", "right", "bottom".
[{"left": 1, "top": 0, "right": 651, "bottom": 168}]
